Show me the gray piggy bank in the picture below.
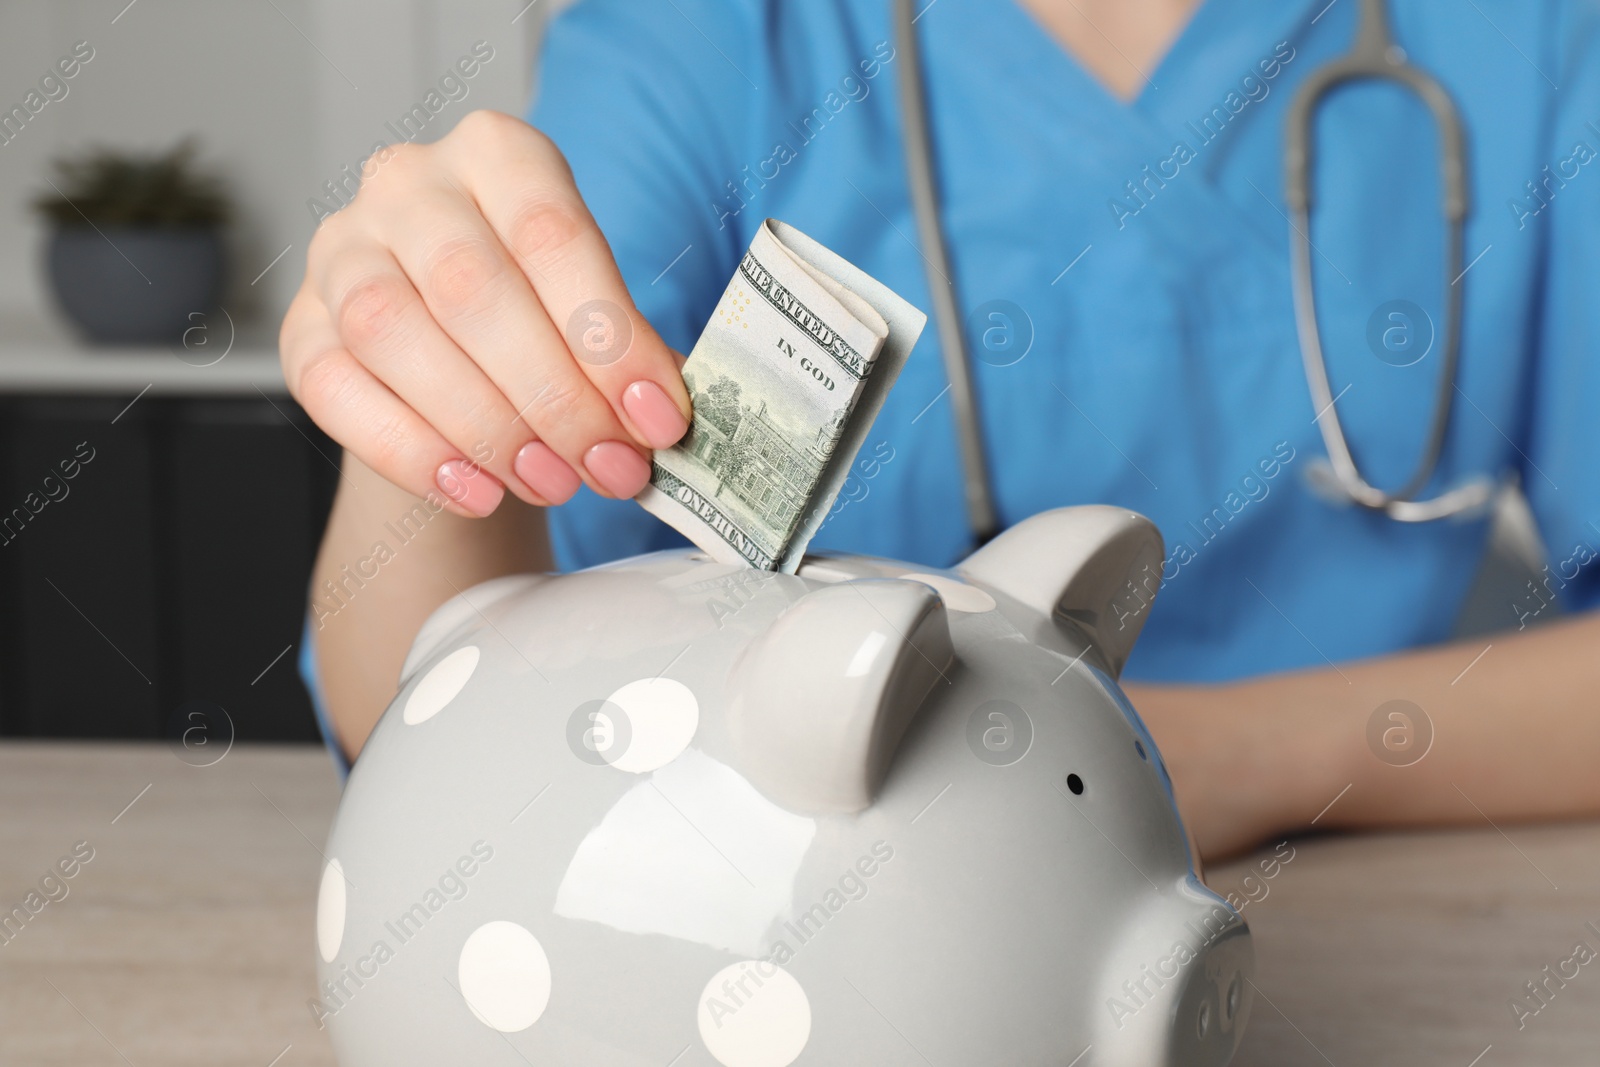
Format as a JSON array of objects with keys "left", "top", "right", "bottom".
[{"left": 314, "top": 506, "right": 1254, "bottom": 1066}]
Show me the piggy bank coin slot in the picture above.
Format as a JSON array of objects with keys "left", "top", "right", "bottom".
[{"left": 795, "top": 560, "right": 855, "bottom": 584}]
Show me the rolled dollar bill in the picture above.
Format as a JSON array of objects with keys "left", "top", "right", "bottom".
[{"left": 636, "top": 219, "right": 926, "bottom": 571}]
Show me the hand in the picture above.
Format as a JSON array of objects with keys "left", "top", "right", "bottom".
[{"left": 280, "top": 109, "right": 692, "bottom": 518}]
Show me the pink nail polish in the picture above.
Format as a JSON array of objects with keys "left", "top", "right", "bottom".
[
  {"left": 584, "top": 441, "right": 652, "bottom": 498},
  {"left": 514, "top": 441, "right": 581, "bottom": 505},
  {"left": 622, "top": 379, "right": 689, "bottom": 449},
  {"left": 435, "top": 459, "right": 504, "bottom": 517}
]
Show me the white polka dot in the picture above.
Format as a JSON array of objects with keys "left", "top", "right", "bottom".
[
  {"left": 604, "top": 677, "right": 699, "bottom": 773},
  {"left": 898, "top": 572, "right": 997, "bottom": 613},
  {"left": 457, "top": 921, "right": 551, "bottom": 1033},
  {"left": 317, "top": 859, "right": 346, "bottom": 963},
  {"left": 404, "top": 646, "right": 480, "bottom": 725},
  {"left": 698, "top": 961, "right": 811, "bottom": 1067}
]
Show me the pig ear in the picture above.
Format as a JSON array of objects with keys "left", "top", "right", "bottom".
[
  {"left": 728, "top": 579, "right": 954, "bottom": 814},
  {"left": 957, "top": 506, "right": 1163, "bottom": 678}
]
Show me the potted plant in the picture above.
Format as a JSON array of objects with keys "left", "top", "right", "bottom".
[{"left": 35, "top": 139, "right": 230, "bottom": 345}]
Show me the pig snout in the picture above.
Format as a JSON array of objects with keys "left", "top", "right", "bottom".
[
  {"left": 1091, "top": 886, "right": 1256, "bottom": 1066},
  {"left": 1163, "top": 921, "right": 1254, "bottom": 1066}
]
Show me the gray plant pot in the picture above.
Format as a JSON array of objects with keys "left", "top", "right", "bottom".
[{"left": 46, "top": 226, "right": 225, "bottom": 346}]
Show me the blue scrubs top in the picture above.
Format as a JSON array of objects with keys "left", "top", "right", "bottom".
[
  {"left": 303, "top": 0, "right": 1600, "bottom": 776},
  {"left": 525, "top": 0, "right": 1600, "bottom": 683}
]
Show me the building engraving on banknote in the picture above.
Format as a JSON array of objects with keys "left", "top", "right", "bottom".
[{"left": 673, "top": 366, "right": 847, "bottom": 549}]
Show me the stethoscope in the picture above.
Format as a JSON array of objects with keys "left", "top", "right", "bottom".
[{"left": 891, "top": 0, "right": 1497, "bottom": 545}]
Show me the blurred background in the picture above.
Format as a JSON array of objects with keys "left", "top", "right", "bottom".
[
  {"left": 0, "top": 0, "right": 555, "bottom": 747},
  {"left": 0, "top": 0, "right": 1546, "bottom": 752}
]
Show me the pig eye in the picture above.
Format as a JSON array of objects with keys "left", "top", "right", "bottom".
[{"left": 1065, "top": 773, "right": 1084, "bottom": 795}]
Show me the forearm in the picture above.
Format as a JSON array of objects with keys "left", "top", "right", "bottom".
[
  {"left": 309, "top": 451, "right": 552, "bottom": 759},
  {"left": 1131, "top": 611, "right": 1600, "bottom": 859}
]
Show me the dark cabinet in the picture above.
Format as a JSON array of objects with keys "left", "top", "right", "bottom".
[{"left": 0, "top": 394, "right": 338, "bottom": 742}]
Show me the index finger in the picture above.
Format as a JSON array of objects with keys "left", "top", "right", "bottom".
[{"left": 444, "top": 114, "right": 692, "bottom": 451}]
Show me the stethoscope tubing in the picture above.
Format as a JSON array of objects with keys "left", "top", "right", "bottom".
[
  {"left": 1285, "top": 0, "right": 1489, "bottom": 520},
  {"left": 893, "top": 0, "right": 1000, "bottom": 545},
  {"left": 893, "top": 0, "right": 1493, "bottom": 538}
]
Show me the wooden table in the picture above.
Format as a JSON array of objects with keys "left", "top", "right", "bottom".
[
  {"left": 0, "top": 742, "right": 341, "bottom": 1067},
  {"left": 2, "top": 742, "right": 1596, "bottom": 1065}
]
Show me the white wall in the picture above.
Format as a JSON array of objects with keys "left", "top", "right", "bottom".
[{"left": 0, "top": 0, "right": 545, "bottom": 341}]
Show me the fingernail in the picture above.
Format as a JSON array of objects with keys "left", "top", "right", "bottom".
[
  {"left": 622, "top": 379, "right": 689, "bottom": 449},
  {"left": 436, "top": 459, "right": 504, "bottom": 517},
  {"left": 584, "top": 440, "right": 652, "bottom": 498},
  {"left": 514, "top": 441, "right": 581, "bottom": 505}
]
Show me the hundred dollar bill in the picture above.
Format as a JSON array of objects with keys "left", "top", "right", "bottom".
[{"left": 635, "top": 219, "right": 926, "bottom": 571}]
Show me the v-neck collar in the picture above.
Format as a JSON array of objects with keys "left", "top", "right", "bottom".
[
  {"left": 1131, "top": 0, "right": 1330, "bottom": 130},
  {"left": 1001, "top": 0, "right": 1207, "bottom": 113},
  {"left": 986, "top": 0, "right": 1328, "bottom": 129},
  {"left": 925, "top": 0, "right": 1335, "bottom": 262}
]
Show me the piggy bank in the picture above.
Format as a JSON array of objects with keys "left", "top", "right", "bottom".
[{"left": 313, "top": 506, "right": 1254, "bottom": 1066}]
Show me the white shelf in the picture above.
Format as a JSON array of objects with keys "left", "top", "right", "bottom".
[{"left": 0, "top": 314, "right": 289, "bottom": 396}]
